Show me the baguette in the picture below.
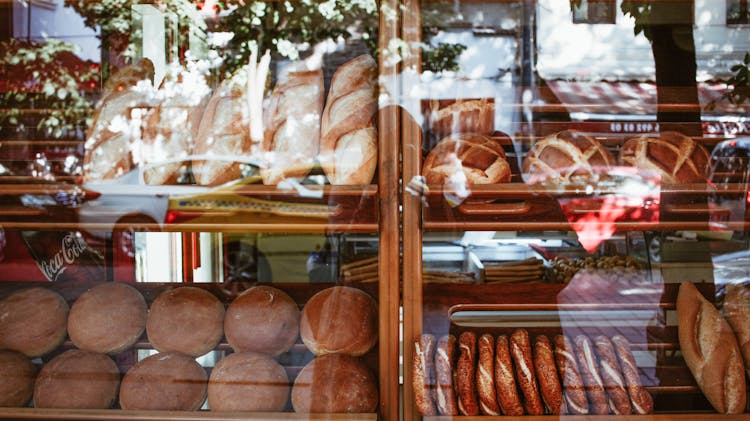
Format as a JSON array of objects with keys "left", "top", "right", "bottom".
[
  {"left": 677, "top": 282, "right": 746, "bottom": 414},
  {"left": 320, "top": 55, "right": 378, "bottom": 185},
  {"left": 723, "top": 283, "right": 750, "bottom": 380},
  {"left": 534, "top": 335, "right": 564, "bottom": 414},
  {"left": 413, "top": 334, "right": 437, "bottom": 415},
  {"left": 477, "top": 334, "right": 500, "bottom": 415},
  {"left": 611, "top": 335, "right": 653, "bottom": 414},
  {"left": 574, "top": 335, "right": 608, "bottom": 415},
  {"left": 456, "top": 331, "right": 479, "bottom": 415},
  {"left": 510, "top": 329, "right": 544, "bottom": 415},
  {"left": 593, "top": 336, "right": 632, "bottom": 415},
  {"left": 261, "top": 69, "right": 324, "bottom": 185},
  {"left": 553, "top": 335, "right": 589, "bottom": 415},
  {"left": 434, "top": 335, "right": 458, "bottom": 415},
  {"left": 494, "top": 335, "right": 524, "bottom": 416}
]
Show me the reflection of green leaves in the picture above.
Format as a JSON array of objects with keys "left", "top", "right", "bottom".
[
  {"left": 422, "top": 43, "right": 467, "bottom": 73},
  {"left": 725, "top": 52, "right": 750, "bottom": 105},
  {"left": 0, "top": 39, "right": 99, "bottom": 139},
  {"left": 621, "top": 1, "right": 653, "bottom": 40},
  {"left": 420, "top": 2, "right": 467, "bottom": 73}
]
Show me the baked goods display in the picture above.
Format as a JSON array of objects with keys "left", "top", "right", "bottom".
[
  {"left": 339, "top": 255, "right": 379, "bottom": 284},
  {"left": 146, "top": 286, "right": 225, "bottom": 357},
  {"left": 33, "top": 349, "right": 120, "bottom": 409},
  {"left": 422, "top": 133, "right": 512, "bottom": 185},
  {"left": 119, "top": 351, "right": 208, "bottom": 411},
  {"left": 484, "top": 258, "right": 544, "bottom": 284},
  {"left": 0, "top": 350, "right": 36, "bottom": 407},
  {"left": 619, "top": 131, "right": 710, "bottom": 184},
  {"left": 677, "top": 282, "right": 746, "bottom": 414},
  {"left": 291, "top": 354, "right": 378, "bottom": 413},
  {"left": 261, "top": 69, "right": 324, "bottom": 185},
  {"left": 67, "top": 282, "right": 147, "bottom": 354},
  {"left": 412, "top": 334, "right": 437, "bottom": 415},
  {"left": 319, "top": 54, "right": 378, "bottom": 185},
  {"left": 0, "top": 287, "right": 68, "bottom": 357},
  {"left": 723, "top": 283, "right": 750, "bottom": 379},
  {"left": 411, "top": 330, "right": 655, "bottom": 416},
  {"left": 207, "top": 351, "right": 289, "bottom": 412},
  {"left": 425, "top": 98, "right": 495, "bottom": 138},
  {"left": 224, "top": 285, "right": 300, "bottom": 356},
  {"left": 300, "top": 286, "right": 378, "bottom": 356},
  {"left": 547, "top": 255, "right": 643, "bottom": 284},
  {"left": 522, "top": 130, "right": 615, "bottom": 183}
]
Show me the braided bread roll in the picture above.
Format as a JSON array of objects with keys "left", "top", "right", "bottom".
[
  {"left": 677, "top": 282, "right": 746, "bottom": 414},
  {"left": 261, "top": 69, "right": 324, "bottom": 185},
  {"left": 320, "top": 55, "right": 378, "bottom": 185},
  {"left": 619, "top": 131, "right": 709, "bottom": 184},
  {"left": 523, "top": 130, "right": 614, "bottom": 183},
  {"left": 423, "top": 134, "right": 512, "bottom": 184}
]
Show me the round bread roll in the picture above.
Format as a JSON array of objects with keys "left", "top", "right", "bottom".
[
  {"left": 300, "top": 286, "right": 377, "bottom": 356},
  {"left": 0, "top": 287, "right": 68, "bottom": 357},
  {"left": 225, "top": 286, "right": 300, "bottom": 356},
  {"left": 119, "top": 352, "right": 207, "bottom": 411},
  {"left": 34, "top": 349, "right": 119, "bottom": 409},
  {"left": 427, "top": 98, "right": 495, "bottom": 137},
  {"left": 0, "top": 350, "right": 36, "bottom": 407},
  {"left": 68, "top": 282, "right": 147, "bottom": 354},
  {"left": 291, "top": 354, "right": 378, "bottom": 413},
  {"left": 147, "top": 287, "right": 225, "bottom": 357},
  {"left": 523, "top": 130, "right": 615, "bottom": 183},
  {"left": 423, "top": 133, "right": 512, "bottom": 185},
  {"left": 619, "top": 131, "right": 710, "bottom": 183},
  {"left": 208, "top": 352, "right": 289, "bottom": 412}
]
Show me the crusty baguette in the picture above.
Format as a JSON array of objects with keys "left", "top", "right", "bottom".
[
  {"left": 593, "top": 336, "right": 632, "bottom": 415},
  {"left": 494, "top": 335, "right": 524, "bottom": 416},
  {"left": 574, "top": 335, "right": 608, "bottom": 415},
  {"left": 510, "top": 329, "right": 544, "bottom": 415},
  {"left": 553, "top": 335, "right": 589, "bottom": 415},
  {"left": 477, "top": 334, "right": 500, "bottom": 415},
  {"left": 611, "top": 335, "right": 653, "bottom": 414},
  {"left": 435, "top": 335, "right": 458, "bottom": 415},
  {"left": 320, "top": 55, "right": 378, "bottom": 185},
  {"left": 456, "top": 331, "right": 479, "bottom": 415},
  {"left": 677, "top": 282, "right": 746, "bottom": 414},
  {"left": 534, "top": 335, "right": 564, "bottom": 414},
  {"left": 724, "top": 283, "right": 750, "bottom": 381},
  {"left": 413, "top": 334, "right": 437, "bottom": 415},
  {"left": 192, "top": 81, "right": 250, "bottom": 186},
  {"left": 261, "top": 69, "right": 324, "bottom": 185}
]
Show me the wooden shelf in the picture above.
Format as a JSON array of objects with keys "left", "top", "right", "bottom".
[{"left": 0, "top": 408, "right": 377, "bottom": 421}]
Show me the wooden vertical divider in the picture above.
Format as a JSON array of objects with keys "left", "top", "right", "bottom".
[{"left": 400, "top": 1, "right": 424, "bottom": 420}]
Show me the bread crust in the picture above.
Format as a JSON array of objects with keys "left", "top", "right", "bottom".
[
  {"left": 0, "top": 350, "right": 36, "bottom": 407},
  {"left": 523, "top": 130, "right": 614, "bottom": 183},
  {"left": 427, "top": 98, "right": 495, "bottom": 137},
  {"left": 534, "top": 335, "right": 564, "bottom": 414},
  {"left": 456, "top": 331, "right": 479, "bottom": 415},
  {"left": 34, "top": 349, "right": 119, "bottom": 409},
  {"left": 593, "top": 336, "right": 632, "bottom": 415},
  {"left": 619, "top": 131, "right": 709, "bottom": 184},
  {"left": 423, "top": 133, "right": 512, "bottom": 185},
  {"left": 413, "top": 334, "right": 437, "bottom": 415},
  {"left": 574, "top": 335, "right": 608, "bottom": 414},
  {"left": 510, "top": 329, "right": 544, "bottom": 415},
  {"left": 553, "top": 335, "right": 589, "bottom": 415},
  {"left": 723, "top": 283, "right": 750, "bottom": 380},
  {"left": 477, "top": 334, "right": 501, "bottom": 415},
  {"left": 494, "top": 334, "right": 524, "bottom": 415},
  {"left": 320, "top": 55, "right": 378, "bottom": 185},
  {"left": 611, "top": 335, "right": 654, "bottom": 414},
  {"left": 677, "top": 282, "right": 746, "bottom": 414},
  {"left": 291, "top": 354, "right": 378, "bottom": 413},
  {"left": 208, "top": 351, "right": 289, "bottom": 412},
  {"left": 0, "top": 287, "right": 68, "bottom": 358},
  {"left": 435, "top": 335, "right": 458, "bottom": 415}
]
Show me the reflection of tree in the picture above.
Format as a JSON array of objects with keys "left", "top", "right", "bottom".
[
  {"left": 621, "top": 1, "right": 701, "bottom": 135},
  {"left": 420, "top": 2, "right": 467, "bottom": 73},
  {"left": 0, "top": 39, "right": 99, "bottom": 139}
]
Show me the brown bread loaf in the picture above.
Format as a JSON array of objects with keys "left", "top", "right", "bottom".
[
  {"left": 510, "top": 329, "right": 544, "bottom": 415},
  {"left": 0, "top": 350, "right": 36, "bottom": 407},
  {"left": 723, "top": 283, "right": 750, "bottom": 380},
  {"left": 594, "top": 335, "right": 632, "bottom": 415},
  {"left": 477, "top": 334, "right": 501, "bottom": 415},
  {"left": 426, "top": 98, "right": 495, "bottom": 137},
  {"left": 534, "top": 335, "right": 564, "bottom": 414},
  {"left": 208, "top": 352, "right": 289, "bottom": 412},
  {"left": 523, "top": 130, "right": 615, "bottom": 183},
  {"left": 412, "top": 334, "right": 437, "bottom": 415},
  {"left": 291, "top": 354, "right": 378, "bottom": 413},
  {"left": 319, "top": 55, "right": 378, "bottom": 185},
  {"left": 677, "top": 282, "right": 746, "bottom": 414},
  {"left": 0, "top": 288, "right": 68, "bottom": 357},
  {"left": 619, "top": 131, "right": 709, "bottom": 183},
  {"left": 553, "top": 334, "right": 589, "bottom": 415},
  {"left": 422, "top": 133, "right": 512, "bottom": 185},
  {"left": 434, "top": 334, "right": 458, "bottom": 415},
  {"left": 494, "top": 334, "right": 524, "bottom": 416},
  {"left": 456, "top": 331, "right": 479, "bottom": 416},
  {"left": 611, "top": 335, "right": 654, "bottom": 414},
  {"left": 34, "top": 349, "right": 119, "bottom": 409},
  {"left": 574, "top": 335, "right": 609, "bottom": 415}
]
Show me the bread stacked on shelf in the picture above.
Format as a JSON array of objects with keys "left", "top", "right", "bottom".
[
  {"left": 412, "top": 330, "right": 654, "bottom": 416},
  {"left": 34, "top": 349, "right": 120, "bottom": 409},
  {"left": 0, "top": 350, "right": 36, "bottom": 407},
  {"left": 425, "top": 98, "right": 495, "bottom": 139},
  {"left": 619, "top": 131, "right": 710, "bottom": 184},
  {"left": 522, "top": 130, "right": 615, "bottom": 183},
  {"left": 484, "top": 258, "right": 544, "bottom": 284},
  {"left": 339, "top": 255, "right": 379, "bottom": 284},
  {"left": 294, "top": 286, "right": 379, "bottom": 413}
]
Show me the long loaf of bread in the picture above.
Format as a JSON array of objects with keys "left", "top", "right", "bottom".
[
  {"left": 412, "top": 334, "right": 437, "bottom": 415},
  {"left": 723, "top": 283, "right": 750, "bottom": 381},
  {"left": 677, "top": 282, "right": 746, "bottom": 414},
  {"left": 320, "top": 55, "right": 378, "bottom": 185},
  {"left": 261, "top": 69, "right": 324, "bottom": 185}
]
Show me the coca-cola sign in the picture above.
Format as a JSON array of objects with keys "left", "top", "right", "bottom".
[
  {"left": 37, "top": 234, "right": 88, "bottom": 281},
  {"left": 21, "top": 231, "right": 106, "bottom": 282}
]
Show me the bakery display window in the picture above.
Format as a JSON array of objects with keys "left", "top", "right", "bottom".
[
  {"left": 0, "top": 0, "right": 399, "bottom": 419},
  {"left": 400, "top": 0, "right": 750, "bottom": 419}
]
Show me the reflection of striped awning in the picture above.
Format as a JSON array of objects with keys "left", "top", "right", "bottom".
[{"left": 546, "top": 80, "right": 750, "bottom": 118}]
